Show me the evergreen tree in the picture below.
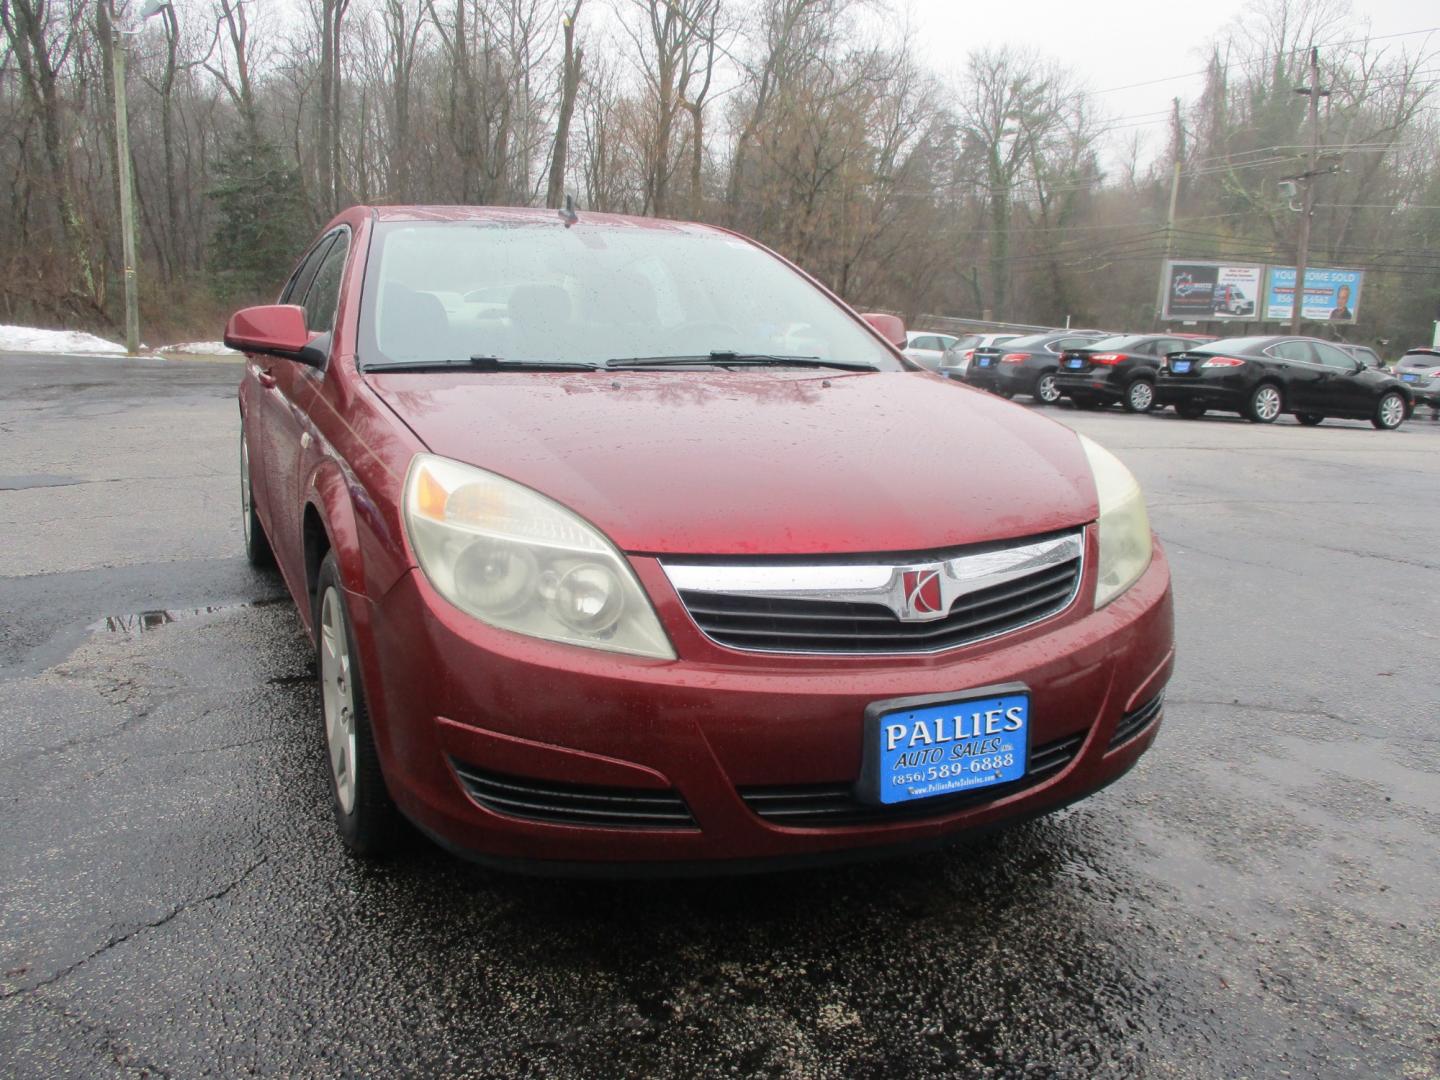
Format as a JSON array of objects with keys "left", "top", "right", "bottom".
[{"left": 208, "top": 134, "right": 309, "bottom": 300}]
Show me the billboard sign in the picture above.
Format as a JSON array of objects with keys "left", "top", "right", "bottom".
[
  {"left": 1264, "top": 266, "right": 1363, "bottom": 324},
  {"left": 1161, "top": 260, "right": 1263, "bottom": 321}
]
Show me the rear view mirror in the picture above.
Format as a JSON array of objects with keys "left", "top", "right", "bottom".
[
  {"left": 224, "top": 304, "right": 310, "bottom": 359},
  {"left": 861, "top": 313, "right": 906, "bottom": 348}
]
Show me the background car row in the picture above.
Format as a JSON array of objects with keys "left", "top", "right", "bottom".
[{"left": 910, "top": 324, "right": 1429, "bottom": 430}]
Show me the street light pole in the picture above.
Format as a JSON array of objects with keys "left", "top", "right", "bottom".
[{"left": 111, "top": 28, "right": 140, "bottom": 355}]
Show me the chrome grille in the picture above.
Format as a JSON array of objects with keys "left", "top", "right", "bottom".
[
  {"left": 739, "top": 731, "right": 1085, "bottom": 828},
  {"left": 663, "top": 532, "right": 1083, "bottom": 655},
  {"left": 451, "top": 761, "right": 697, "bottom": 829}
]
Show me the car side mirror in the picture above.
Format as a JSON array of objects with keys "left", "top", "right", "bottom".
[
  {"left": 1351, "top": 359, "right": 1366, "bottom": 374},
  {"left": 861, "top": 312, "right": 907, "bottom": 349},
  {"left": 224, "top": 304, "right": 324, "bottom": 367}
]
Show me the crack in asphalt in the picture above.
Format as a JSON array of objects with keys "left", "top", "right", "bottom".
[
  {"left": 0, "top": 472, "right": 220, "bottom": 493},
  {"left": 0, "top": 857, "right": 269, "bottom": 1001},
  {"left": 1313, "top": 544, "right": 1440, "bottom": 571},
  {"left": 1168, "top": 698, "right": 1349, "bottom": 723},
  {"left": 1159, "top": 541, "right": 1305, "bottom": 576}
]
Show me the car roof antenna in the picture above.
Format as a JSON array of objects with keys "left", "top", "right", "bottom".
[{"left": 559, "top": 194, "right": 579, "bottom": 228}]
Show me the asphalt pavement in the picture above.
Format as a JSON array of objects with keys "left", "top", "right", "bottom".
[{"left": 1, "top": 352, "right": 1437, "bottom": 1078}]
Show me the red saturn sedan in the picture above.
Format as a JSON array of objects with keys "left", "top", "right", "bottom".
[{"left": 228, "top": 205, "right": 1173, "bottom": 873}]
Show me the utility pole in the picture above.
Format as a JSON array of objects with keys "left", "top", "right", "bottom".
[
  {"left": 1289, "top": 47, "right": 1328, "bottom": 335},
  {"left": 111, "top": 22, "right": 140, "bottom": 355},
  {"left": 110, "top": 1, "right": 169, "bottom": 356},
  {"left": 1154, "top": 98, "right": 1184, "bottom": 329}
]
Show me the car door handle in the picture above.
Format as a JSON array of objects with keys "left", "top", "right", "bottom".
[{"left": 257, "top": 367, "right": 277, "bottom": 388}]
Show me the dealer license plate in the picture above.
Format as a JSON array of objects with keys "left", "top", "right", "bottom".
[
  {"left": 1402, "top": 373, "right": 1417, "bottom": 382},
  {"left": 861, "top": 688, "right": 1029, "bottom": 805},
  {"left": 1067, "top": 358, "right": 1084, "bottom": 369},
  {"left": 1171, "top": 359, "right": 1192, "bottom": 373},
  {"left": 977, "top": 357, "right": 992, "bottom": 367}
]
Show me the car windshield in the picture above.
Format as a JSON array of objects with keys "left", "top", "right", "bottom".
[
  {"left": 1191, "top": 336, "right": 1275, "bottom": 355},
  {"left": 1084, "top": 334, "right": 1148, "bottom": 350},
  {"left": 358, "top": 220, "right": 903, "bottom": 370},
  {"left": 1400, "top": 352, "right": 1440, "bottom": 366},
  {"left": 948, "top": 334, "right": 982, "bottom": 350}
]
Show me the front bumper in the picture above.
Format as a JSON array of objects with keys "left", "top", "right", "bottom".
[{"left": 355, "top": 535, "right": 1174, "bottom": 871}]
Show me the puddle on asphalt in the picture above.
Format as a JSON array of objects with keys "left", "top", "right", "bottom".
[{"left": 93, "top": 597, "right": 286, "bottom": 634}]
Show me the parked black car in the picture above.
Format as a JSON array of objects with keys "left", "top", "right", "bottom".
[
  {"left": 1054, "top": 333, "right": 1216, "bottom": 413},
  {"left": 964, "top": 330, "right": 1106, "bottom": 404},
  {"left": 1394, "top": 347, "right": 1440, "bottom": 414},
  {"left": 1155, "top": 335, "right": 1413, "bottom": 429}
]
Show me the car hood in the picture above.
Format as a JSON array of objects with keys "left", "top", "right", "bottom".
[{"left": 366, "top": 369, "right": 1097, "bottom": 555}]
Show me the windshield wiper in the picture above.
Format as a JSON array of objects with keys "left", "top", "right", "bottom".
[
  {"left": 607, "top": 352, "right": 878, "bottom": 372},
  {"left": 363, "top": 355, "right": 601, "bottom": 374}
]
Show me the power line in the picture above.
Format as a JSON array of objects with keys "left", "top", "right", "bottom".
[{"left": 1089, "top": 26, "right": 1440, "bottom": 95}]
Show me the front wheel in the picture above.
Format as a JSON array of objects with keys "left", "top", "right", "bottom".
[
  {"left": 1177, "top": 401, "right": 1207, "bottom": 420},
  {"left": 240, "top": 429, "right": 274, "bottom": 568},
  {"left": 1123, "top": 379, "right": 1156, "bottom": 413},
  {"left": 314, "top": 552, "right": 402, "bottom": 857},
  {"left": 1245, "top": 383, "right": 1283, "bottom": 424},
  {"left": 1033, "top": 371, "right": 1061, "bottom": 405},
  {"left": 1372, "top": 392, "right": 1406, "bottom": 430},
  {"left": 1296, "top": 413, "right": 1324, "bottom": 427}
]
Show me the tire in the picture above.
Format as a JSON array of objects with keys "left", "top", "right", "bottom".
[
  {"left": 1177, "top": 401, "right": 1207, "bottom": 420},
  {"left": 1372, "top": 391, "right": 1406, "bottom": 430},
  {"left": 1295, "top": 413, "right": 1324, "bottom": 427},
  {"left": 240, "top": 429, "right": 274, "bottom": 568},
  {"left": 313, "top": 552, "right": 401, "bottom": 857},
  {"left": 1123, "top": 379, "right": 1156, "bottom": 413},
  {"left": 1245, "top": 383, "right": 1283, "bottom": 424},
  {"left": 1033, "top": 370, "right": 1061, "bottom": 405}
]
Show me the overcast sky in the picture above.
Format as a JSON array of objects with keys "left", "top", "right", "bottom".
[{"left": 906, "top": 0, "right": 1437, "bottom": 163}]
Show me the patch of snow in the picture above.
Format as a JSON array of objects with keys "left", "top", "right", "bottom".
[
  {"left": 158, "top": 341, "right": 240, "bottom": 356},
  {"left": 0, "top": 324, "right": 126, "bottom": 355}
]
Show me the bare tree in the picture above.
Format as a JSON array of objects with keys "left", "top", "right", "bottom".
[{"left": 545, "top": 0, "right": 582, "bottom": 208}]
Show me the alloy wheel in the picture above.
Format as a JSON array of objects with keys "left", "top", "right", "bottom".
[
  {"left": 1036, "top": 374, "right": 1060, "bottom": 404},
  {"left": 319, "top": 587, "right": 359, "bottom": 815},
  {"left": 1378, "top": 393, "right": 1405, "bottom": 429},
  {"left": 1127, "top": 381, "right": 1154, "bottom": 412},
  {"left": 1253, "top": 385, "right": 1281, "bottom": 422}
]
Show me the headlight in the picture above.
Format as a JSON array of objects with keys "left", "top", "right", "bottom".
[
  {"left": 1078, "top": 435, "right": 1152, "bottom": 608},
  {"left": 403, "top": 455, "right": 675, "bottom": 659}
]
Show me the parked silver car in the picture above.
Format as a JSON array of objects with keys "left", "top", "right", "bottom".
[
  {"left": 903, "top": 331, "right": 961, "bottom": 371},
  {"left": 1394, "top": 347, "right": 1440, "bottom": 414}
]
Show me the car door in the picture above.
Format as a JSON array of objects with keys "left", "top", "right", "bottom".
[
  {"left": 1310, "top": 340, "right": 1373, "bottom": 417},
  {"left": 262, "top": 227, "right": 350, "bottom": 592},
  {"left": 247, "top": 235, "right": 333, "bottom": 543},
  {"left": 907, "top": 336, "right": 944, "bottom": 370},
  {"left": 1262, "top": 339, "right": 1325, "bottom": 411}
]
